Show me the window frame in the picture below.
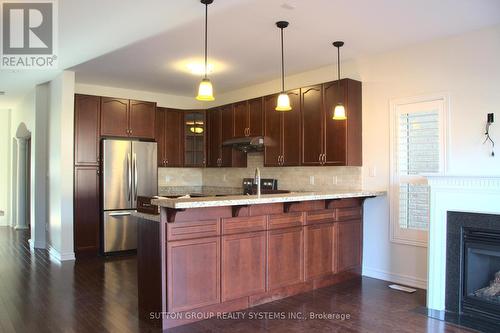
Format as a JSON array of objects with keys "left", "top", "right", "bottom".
[{"left": 389, "top": 94, "right": 448, "bottom": 247}]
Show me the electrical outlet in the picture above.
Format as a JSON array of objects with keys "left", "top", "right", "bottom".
[
  {"left": 369, "top": 166, "right": 377, "bottom": 177},
  {"left": 332, "top": 176, "right": 338, "bottom": 185},
  {"left": 309, "top": 176, "right": 315, "bottom": 185},
  {"left": 165, "top": 176, "right": 171, "bottom": 183},
  {"left": 223, "top": 174, "right": 227, "bottom": 182}
]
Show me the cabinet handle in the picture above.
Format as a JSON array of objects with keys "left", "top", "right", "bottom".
[
  {"left": 165, "top": 159, "right": 168, "bottom": 165},
  {"left": 281, "top": 155, "right": 285, "bottom": 166},
  {"left": 322, "top": 154, "right": 326, "bottom": 165}
]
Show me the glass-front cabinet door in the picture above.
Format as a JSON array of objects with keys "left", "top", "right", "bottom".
[{"left": 184, "top": 111, "right": 205, "bottom": 167}]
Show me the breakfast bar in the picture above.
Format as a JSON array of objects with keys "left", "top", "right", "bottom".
[{"left": 137, "top": 191, "right": 384, "bottom": 329}]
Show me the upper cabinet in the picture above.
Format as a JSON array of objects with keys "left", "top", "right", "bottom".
[
  {"left": 129, "top": 100, "right": 156, "bottom": 139},
  {"left": 156, "top": 108, "right": 183, "bottom": 167},
  {"left": 232, "top": 98, "right": 264, "bottom": 138},
  {"left": 301, "top": 79, "right": 362, "bottom": 166},
  {"left": 264, "top": 90, "right": 301, "bottom": 167},
  {"left": 100, "top": 97, "right": 156, "bottom": 140},
  {"left": 184, "top": 111, "right": 206, "bottom": 167},
  {"left": 74, "top": 94, "right": 101, "bottom": 166},
  {"left": 206, "top": 106, "right": 247, "bottom": 168}
]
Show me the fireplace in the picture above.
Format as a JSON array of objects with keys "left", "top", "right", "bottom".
[
  {"left": 462, "top": 228, "right": 500, "bottom": 321},
  {"left": 446, "top": 211, "right": 500, "bottom": 328}
]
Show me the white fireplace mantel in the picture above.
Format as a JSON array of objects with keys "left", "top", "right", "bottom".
[{"left": 426, "top": 174, "right": 500, "bottom": 310}]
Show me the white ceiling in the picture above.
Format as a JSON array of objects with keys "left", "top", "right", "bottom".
[{"left": 2, "top": 0, "right": 500, "bottom": 108}]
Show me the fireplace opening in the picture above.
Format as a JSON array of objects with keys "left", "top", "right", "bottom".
[{"left": 462, "top": 228, "right": 500, "bottom": 321}]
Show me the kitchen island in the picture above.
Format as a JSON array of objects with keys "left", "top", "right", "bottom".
[{"left": 137, "top": 190, "right": 384, "bottom": 329}]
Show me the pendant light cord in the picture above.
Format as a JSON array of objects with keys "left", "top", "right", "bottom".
[
  {"left": 280, "top": 27, "right": 285, "bottom": 93},
  {"left": 337, "top": 45, "right": 340, "bottom": 90},
  {"left": 204, "top": 3, "right": 208, "bottom": 79}
]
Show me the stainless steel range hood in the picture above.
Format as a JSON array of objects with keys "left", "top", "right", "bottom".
[{"left": 222, "top": 136, "right": 265, "bottom": 152}]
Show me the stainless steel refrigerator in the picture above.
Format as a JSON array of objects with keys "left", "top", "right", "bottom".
[{"left": 102, "top": 139, "right": 157, "bottom": 254}]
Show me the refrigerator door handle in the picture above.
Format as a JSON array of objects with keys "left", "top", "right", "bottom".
[
  {"left": 108, "top": 212, "right": 132, "bottom": 217},
  {"left": 134, "top": 152, "right": 138, "bottom": 201},
  {"left": 127, "top": 153, "right": 132, "bottom": 201}
]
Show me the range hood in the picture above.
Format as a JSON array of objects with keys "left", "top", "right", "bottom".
[{"left": 222, "top": 136, "right": 265, "bottom": 152}]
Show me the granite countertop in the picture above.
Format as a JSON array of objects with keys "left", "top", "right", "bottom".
[
  {"left": 131, "top": 211, "right": 160, "bottom": 222},
  {"left": 151, "top": 190, "right": 386, "bottom": 209}
]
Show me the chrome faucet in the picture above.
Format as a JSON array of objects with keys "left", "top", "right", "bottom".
[{"left": 254, "top": 168, "right": 261, "bottom": 196}]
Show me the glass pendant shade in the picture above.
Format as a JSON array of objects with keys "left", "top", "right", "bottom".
[
  {"left": 190, "top": 126, "right": 204, "bottom": 134},
  {"left": 196, "top": 78, "right": 214, "bottom": 101},
  {"left": 275, "top": 92, "right": 292, "bottom": 111},
  {"left": 332, "top": 103, "right": 347, "bottom": 120}
]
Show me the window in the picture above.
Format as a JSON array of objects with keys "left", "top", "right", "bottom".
[{"left": 390, "top": 95, "right": 447, "bottom": 246}]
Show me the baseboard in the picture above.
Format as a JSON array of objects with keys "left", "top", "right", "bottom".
[
  {"left": 28, "top": 238, "right": 46, "bottom": 251},
  {"left": 48, "top": 245, "right": 76, "bottom": 262},
  {"left": 362, "top": 266, "right": 427, "bottom": 290}
]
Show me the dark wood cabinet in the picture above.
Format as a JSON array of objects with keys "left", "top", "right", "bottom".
[
  {"left": 100, "top": 97, "right": 129, "bottom": 137},
  {"left": 301, "top": 85, "right": 324, "bottom": 165},
  {"left": 207, "top": 108, "right": 222, "bottom": 167},
  {"left": 264, "top": 90, "right": 301, "bottom": 167},
  {"left": 74, "top": 94, "right": 100, "bottom": 166},
  {"left": 222, "top": 231, "right": 266, "bottom": 301},
  {"left": 301, "top": 79, "right": 362, "bottom": 166},
  {"left": 156, "top": 108, "right": 183, "bottom": 167},
  {"left": 325, "top": 79, "right": 362, "bottom": 166},
  {"left": 232, "top": 98, "right": 264, "bottom": 137},
  {"left": 129, "top": 100, "right": 156, "bottom": 139},
  {"left": 100, "top": 97, "right": 156, "bottom": 140},
  {"left": 335, "top": 220, "right": 362, "bottom": 273},
  {"left": 183, "top": 111, "right": 205, "bottom": 167},
  {"left": 167, "top": 237, "right": 220, "bottom": 312},
  {"left": 233, "top": 101, "right": 248, "bottom": 138},
  {"left": 207, "top": 106, "right": 246, "bottom": 168},
  {"left": 268, "top": 226, "right": 304, "bottom": 290},
  {"left": 74, "top": 166, "right": 100, "bottom": 257},
  {"left": 304, "top": 223, "right": 333, "bottom": 280}
]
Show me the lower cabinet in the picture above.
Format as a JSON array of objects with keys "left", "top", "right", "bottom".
[
  {"left": 335, "top": 220, "right": 362, "bottom": 272},
  {"left": 74, "top": 166, "right": 100, "bottom": 256},
  {"left": 167, "top": 237, "right": 220, "bottom": 312},
  {"left": 304, "top": 223, "right": 333, "bottom": 280},
  {"left": 268, "top": 227, "right": 304, "bottom": 290},
  {"left": 222, "top": 231, "right": 266, "bottom": 301}
]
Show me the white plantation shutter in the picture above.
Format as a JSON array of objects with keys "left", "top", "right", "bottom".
[{"left": 390, "top": 97, "right": 447, "bottom": 246}]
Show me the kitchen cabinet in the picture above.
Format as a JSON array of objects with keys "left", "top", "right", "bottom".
[
  {"left": 304, "top": 223, "right": 333, "bottom": 280},
  {"left": 129, "top": 100, "right": 156, "bottom": 139},
  {"left": 156, "top": 108, "right": 183, "bottom": 167},
  {"left": 232, "top": 97, "right": 264, "bottom": 137},
  {"left": 222, "top": 231, "right": 267, "bottom": 301},
  {"left": 301, "top": 79, "right": 362, "bottom": 166},
  {"left": 335, "top": 220, "right": 362, "bottom": 273},
  {"left": 167, "top": 237, "right": 220, "bottom": 312},
  {"left": 323, "top": 79, "right": 362, "bottom": 166},
  {"left": 301, "top": 85, "right": 324, "bottom": 165},
  {"left": 74, "top": 166, "right": 100, "bottom": 257},
  {"left": 74, "top": 94, "right": 100, "bottom": 166},
  {"left": 264, "top": 90, "right": 301, "bottom": 167},
  {"left": 184, "top": 111, "right": 205, "bottom": 167},
  {"left": 207, "top": 106, "right": 246, "bottom": 167},
  {"left": 100, "top": 97, "right": 156, "bottom": 139},
  {"left": 267, "top": 226, "right": 304, "bottom": 290}
]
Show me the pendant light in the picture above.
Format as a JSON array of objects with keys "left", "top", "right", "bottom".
[
  {"left": 196, "top": 0, "right": 215, "bottom": 101},
  {"left": 332, "top": 41, "right": 346, "bottom": 120},
  {"left": 275, "top": 21, "right": 291, "bottom": 111}
]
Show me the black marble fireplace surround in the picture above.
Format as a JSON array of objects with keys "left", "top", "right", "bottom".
[{"left": 444, "top": 211, "right": 500, "bottom": 332}]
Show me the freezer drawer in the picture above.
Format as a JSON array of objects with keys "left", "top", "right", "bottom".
[{"left": 103, "top": 210, "right": 137, "bottom": 253}]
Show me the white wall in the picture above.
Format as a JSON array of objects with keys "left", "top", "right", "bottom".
[
  {"left": 0, "top": 109, "right": 11, "bottom": 226},
  {"left": 75, "top": 83, "right": 203, "bottom": 109},
  {"left": 46, "top": 71, "right": 76, "bottom": 260},
  {"left": 200, "top": 25, "right": 500, "bottom": 288}
]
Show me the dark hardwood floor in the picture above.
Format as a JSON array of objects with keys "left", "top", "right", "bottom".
[{"left": 0, "top": 227, "right": 471, "bottom": 333}]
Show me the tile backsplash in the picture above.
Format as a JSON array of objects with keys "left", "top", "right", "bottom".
[{"left": 159, "top": 153, "right": 362, "bottom": 193}]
